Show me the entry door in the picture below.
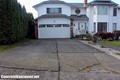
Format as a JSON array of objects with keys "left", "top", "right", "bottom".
[{"left": 78, "top": 23, "right": 86, "bottom": 34}]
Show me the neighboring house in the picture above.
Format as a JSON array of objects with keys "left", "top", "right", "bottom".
[{"left": 33, "top": 0, "right": 120, "bottom": 39}]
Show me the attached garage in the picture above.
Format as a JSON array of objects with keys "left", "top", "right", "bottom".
[
  {"left": 38, "top": 24, "right": 70, "bottom": 38},
  {"left": 37, "top": 14, "right": 71, "bottom": 39}
]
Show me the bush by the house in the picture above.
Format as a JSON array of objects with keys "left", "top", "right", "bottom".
[
  {"left": 0, "top": 0, "right": 35, "bottom": 44},
  {"left": 95, "top": 32, "right": 114, "bottom": 41},
  {"left": 76, "top": 34, "right": 92, "bottom": 40},
  {"left": 113, "top": 30, "right": 120, "bottom": 36}
]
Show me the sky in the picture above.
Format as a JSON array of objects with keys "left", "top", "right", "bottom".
[{"left": 17, "top": 0, "right": 120, "bottom": 18}]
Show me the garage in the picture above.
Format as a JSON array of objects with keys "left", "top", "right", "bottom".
[
  {"left": 38, "top": 24, "right": 70, "bottom": 38},
  {"left": 37, "top": 15, "right": 71, "bottom": 39}
]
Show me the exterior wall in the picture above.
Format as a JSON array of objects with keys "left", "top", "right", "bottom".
[
  {"left": 87, "top": 5, "right": 120, "bottom": 33},
  {"left": 38, "top": 18, "right": 70, "bottom": 24},
  {"left": 37, "top": 4, "right": 71, "bottom": 16},
  {"left": 118, "top": 9, "right": 120, "bottom": 30},
  {"left": 71, "top": 8, "right": 86, "bottom": 15},
  {"left": 87, "top": 6, "right": 94, "bottom": 33}
]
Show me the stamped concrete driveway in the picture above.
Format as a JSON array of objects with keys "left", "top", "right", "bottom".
[{"left": 0, "top": 39, "right": 120, "bottom": 80}]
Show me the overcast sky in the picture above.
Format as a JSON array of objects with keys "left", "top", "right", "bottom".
[{"left": 18, "top": 0, "right": 120, "bottom": 18}]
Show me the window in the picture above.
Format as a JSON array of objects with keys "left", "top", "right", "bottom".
[
  {"left": 98, "top": 22, "right": 107, "bottom": 32},
  {"left": 47, "top": 8, "right": 62, "bottom": 13},
  {"left": 94, "top": 22, "right": 96, "bottom": 33},
  {"left": 94, "top": 6, "right": 97, "bottom": 15},
  {"left": 47, "top": 25, "right": 53, "bottom": 28},
  {"left": 85, "top": 23, "right": 87, "bottom": 30},
  {"left": 55, "top": 24, "right": 62, "bottom": 27},
  {"left": 113, "top": 8, "right": 117, "bottom": 16},
  {"left": 75, "top": 8, "right": 81, "bottom": 14},
  {"left": 98, "top": 6, "right": 107, "bottom": 15},
  {"left": 39, "top": 25, "right": 46, "bottom": 28},
  {"left": 63, "top": 24, "right": 69, "bottom": 27},
  {"left": 113, "top": 23, "right": 117, "bottom": 31}
]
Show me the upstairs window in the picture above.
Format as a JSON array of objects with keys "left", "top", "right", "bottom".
[
  {"left": 98, "top": 6, "right": 107, "bottom": 15},
  {"left": 47, "top": 8, "right": 62, "bottom": 13},
  {"left": 113, "top": 8, "right": 117, "bottom": 16}
]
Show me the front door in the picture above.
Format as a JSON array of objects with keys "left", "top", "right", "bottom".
[{"left": 78, "top": 22, "right": 86, "bottom": 34}]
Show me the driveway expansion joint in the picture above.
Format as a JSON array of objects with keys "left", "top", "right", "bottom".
[
  {"left": 55, "top": 39, "right": 60, "bottom": 80},
  {"left": 0, "top": 66, "right": 58, "bottom": 72}
]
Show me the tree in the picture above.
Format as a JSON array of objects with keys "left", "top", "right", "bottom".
[{"left": 0, "top": 0, "right": 34, "bottom": 44}]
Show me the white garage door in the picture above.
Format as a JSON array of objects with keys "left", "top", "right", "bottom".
[{"left": 38, "top": 24, "right": 70, "bottom": 39}]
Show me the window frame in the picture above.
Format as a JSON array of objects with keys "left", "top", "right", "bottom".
[
  {"left": 47, "top": 25, "right": 54, "bottom": 28},
  {"left": 39, "top": 25, "right": 46, "bottom": 28},
  {"left": 98, "top": 6, "right": 108, "bottom": 15},
  {"left": 46, "top": 8, "right": 62, "bottom": 13},
  {"left": 55, "top": 24, "right": 62, "bottom": 27},
  {"left": 94, "top": 22, "right": 96, "bottom": 33},
  {"left": 97, "top": 22, "right": 107, "bottom": 32},
  {"left": 113, "top": 8, "right": 117, "bottom": 16},
  {"left": 113, "top": 23, "right": 117, "bottom": 31},
  {"left": 63, "top": 24, "right": 69, "bottom": 27}
]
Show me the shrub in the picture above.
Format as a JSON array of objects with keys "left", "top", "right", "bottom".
[
  {"left": 95, "top": 32, "right": 114, "bottom": 40},
  {"left": 76, "top": 34, "right": 92, "bottom": 40},
  {"left": 113, "top": 30, "right": 120, "bottom": 36}
]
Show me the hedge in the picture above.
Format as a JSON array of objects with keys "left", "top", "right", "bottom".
[
  {"left": 0, "top": 0, "right": 34, "bottom": 44},
  {"left": 95, "top": 32, "right": 114, "bottom": 40}
]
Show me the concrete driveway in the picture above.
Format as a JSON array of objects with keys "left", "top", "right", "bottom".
[{"left": 0, "top": 39, "right": 120, "bottom": 79}]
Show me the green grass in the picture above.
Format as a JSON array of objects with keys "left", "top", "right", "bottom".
[
  {"left": 100, "top": 45, "right": 107, "bottom": 48},
  {"left": 101, "top": 40, "right": 120, "bottom": 47},
  {"left": 115, "top": 53, "right": 120, "bottom": 56},
  {"left": 0, "top": 39, "right": 31, "bottom": 53},
  {"left": 88, "top": 41, "right": 93, "bottom": 44}
]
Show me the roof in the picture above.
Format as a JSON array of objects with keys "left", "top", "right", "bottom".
[
  {"left": 71, "top": 15, "right": 89, "bottom": 21},
  {"left": 33, "top": 0, "right": 85, "bottom": 9},
  {"left": 36, "top": 13, "right": 70, "bottom": 19},
  {"left": 69, "top": 3, "right": 85, "bottom": 8},
  {"left": 118, "top": 6, "right": 120, "bottom": 9},
  {"left": 33, "top": 0, "right": 75, "bottom": 8},
  {"left": 88, "top": 0, "right": 118, "bottom": 5},
  {"left": 35, "top": 13, "right": 89, "bottom": 21}
]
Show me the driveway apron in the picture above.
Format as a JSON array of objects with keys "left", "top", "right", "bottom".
[
  {"left": 0, "top": 39, "right": 58, "bottom": 71},
  {"left": 0, "top": 39, "right": 120, "bottom": 80}
]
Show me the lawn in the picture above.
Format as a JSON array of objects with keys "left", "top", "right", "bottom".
[
  {"left": 101, "top": 40, "right": 120, "bottom": 47},
  {"left": 0, "top": 39, "right": 31, "bottom": 53}
]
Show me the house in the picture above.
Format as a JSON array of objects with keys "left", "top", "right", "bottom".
[{"left": 33, "top": 0, "right": 120, "bottom": 39}]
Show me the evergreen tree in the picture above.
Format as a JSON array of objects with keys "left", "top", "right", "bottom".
[{"left": 0, "top": 0, "right": 35, "bottom": 44}]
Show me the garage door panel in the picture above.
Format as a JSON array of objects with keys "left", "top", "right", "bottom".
[{"left": 38, "top": 27, "right": 70, "bottom": 38}]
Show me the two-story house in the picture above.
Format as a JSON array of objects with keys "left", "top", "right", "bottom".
[{"left": 33, "top": 0, "right": 120, "bottom": 39}]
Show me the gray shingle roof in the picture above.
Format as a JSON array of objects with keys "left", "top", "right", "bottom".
[
  {"left": 118, "top": 6, "right": 120, "bottom": 9},
  {"left": 33, "top": 0, "right": 119, "bottom": 9},
  {"left": 37, "top": 13, "right": 70, "bottom": 19},
  {"left": 71, "top": 15, "right": 89, "bottom": 21},
  {"left": 33, "top": 1, "right": 74, "bottom": 8},
  {"left": 69, "top": 3, "right": 85, "bottom": 8},
  {"left": 33, "top": 0, "right": 85, "bottom": 8},
  {"left": 88, "top": 0, "right": 118, "bottom": 5},
  {"left": 36, "top": 13, "right": 89, "bottom": 21}
]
